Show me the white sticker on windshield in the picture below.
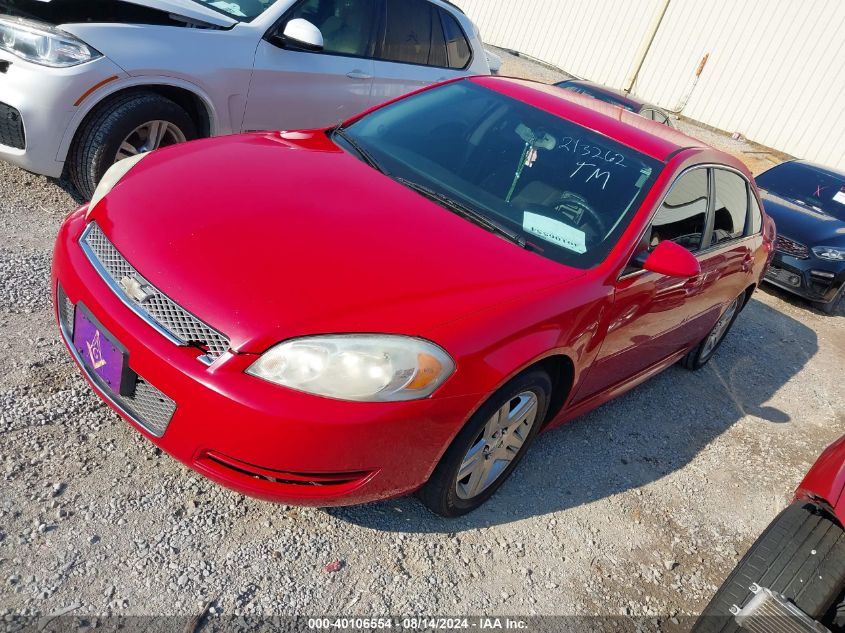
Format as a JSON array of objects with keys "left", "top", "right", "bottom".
[
  {"left": 523, "top": 212, "right": 587, "bottom": 254},
  {"left": 833, "top": 190, "right": 845, "bottom": 205}
]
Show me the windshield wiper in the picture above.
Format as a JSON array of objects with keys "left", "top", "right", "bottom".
[
  {"left": 333, "top": 128, "right": 389, "bottom": 176},
  {"left": 396, "top": 178, "right": 527, "bottom": 249}
]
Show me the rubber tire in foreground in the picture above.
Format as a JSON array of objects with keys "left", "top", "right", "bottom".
[
  {"left": 417, "top": 369, "right": 551, "bottom": 518},
  {"left": 692, "top": 501, "right": 845, "bottom": 633},
  {"left": 681, "top": 292, "right": 745, "bottom": 371},
  {"left": 69, "top": 91, "right": 197, "bottom": 200}
]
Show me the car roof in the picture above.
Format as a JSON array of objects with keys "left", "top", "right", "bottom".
[
  {"left": 470, "top": 76, "right": 708, "bottom": 162},
  {"left": 780, "top": 159, "right": 845, "bottom": 179},
  {"left": 556, "top": 79, "right": 645, "bottom": 111}
]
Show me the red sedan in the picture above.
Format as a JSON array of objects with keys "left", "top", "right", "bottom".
[{"left": 52, "top": 76, "right": 773, "bottom": 516}]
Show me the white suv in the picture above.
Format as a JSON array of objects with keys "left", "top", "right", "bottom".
[{"left": 0, "top": 0, "right": 489, "bottom": 198}]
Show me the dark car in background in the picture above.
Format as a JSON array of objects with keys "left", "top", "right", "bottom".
[
  {"left": 554, "top": 79, "right": 675, "bottom": 127},
  {"left": 757, "top": 160, "right": 845, "bottom": 314},
  {"left": 693, "top": 435, "right": 845, "bottom": 632}
]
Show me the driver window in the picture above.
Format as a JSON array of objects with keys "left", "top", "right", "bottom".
[
  {"left": 285, "top": 0, "right": 377, "bottom": 57},
  {"left": 648, "top": 168, "right": 709, "bottom": 253}
]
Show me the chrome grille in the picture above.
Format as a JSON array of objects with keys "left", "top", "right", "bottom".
[
  {"left": 120, "top": 379, "right": 176, "bottom": 437},
  {"left": 56, "top": 284, "right": 177, "bottom": 437},
  {"left": 774, "top": 235, "right": 809, "bottom": 259},
  {"left": 81, "top": 223, "right": 230, "bottom": 360}
]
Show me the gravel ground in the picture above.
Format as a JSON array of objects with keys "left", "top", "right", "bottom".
[{"left": 0, "top": 53, "right": 843, "bottom": 631}]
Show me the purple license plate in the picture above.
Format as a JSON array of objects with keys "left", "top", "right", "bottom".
[{"left": 72, "top": 307, "right": 132, "bottom": 395}]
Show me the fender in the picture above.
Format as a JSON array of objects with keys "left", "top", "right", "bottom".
[
  {"left": 795, "top": 435, "right": 845, "bottom": 526},
  {"left": 56, "top": 75, "right": 223, "bottom": 164}
]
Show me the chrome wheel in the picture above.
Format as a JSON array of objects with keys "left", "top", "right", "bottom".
[
  {"left": 700, "top": 296, "right": 740, "bottom": 360},
  {"left": 455, "top": 391, "right": 539, "bottom": 500},
  {"left": 115, "top": 120, "right": 186, "bottom": 162}
]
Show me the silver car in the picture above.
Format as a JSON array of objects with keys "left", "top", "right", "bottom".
[{"left": 0, "top": 0, "right": 489, "bottom": 198}]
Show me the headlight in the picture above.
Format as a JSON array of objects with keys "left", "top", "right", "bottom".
[
  {"left": 88, "top": 153, "right": 149, "bottom": 210},
  {"left": 247, "top": 335, "right": 456, "bottom": 402},
  {"left": 812, "top": 246, "right": 845, "bottom": 261},
  {"left": 0, "top": 17, "right": 101, "bottom": 68}
]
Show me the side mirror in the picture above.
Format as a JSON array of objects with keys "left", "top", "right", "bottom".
[
  {"left": 281, "top": 18, "right": 324, "bottom": 51},
  {"left": 641, "top": 240, "right": 701, "bottom": 278}
]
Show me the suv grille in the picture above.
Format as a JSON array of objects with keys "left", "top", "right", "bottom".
[
  {"left": 774, "top": 235, "right": 809, "bottom": 259},
  {"left": 0, "top": 102, "right": 25, "bottom": 150},
  {"left": 57, "top": 285, "right": 176, "bottom": 437},
  {"left": 81, "top": 223, "right": 230, "bottom": 361}
]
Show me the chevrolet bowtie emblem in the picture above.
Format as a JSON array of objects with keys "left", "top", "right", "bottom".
[{"left": 119, "top": 275, "right": 154, "bottom": 303}]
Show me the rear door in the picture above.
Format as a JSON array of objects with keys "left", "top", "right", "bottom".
[
  {"left": 684, "top": 168, "right": 756, "bottom": 332},
  {"left": 243, "top": 0, "right": 378, "bottom": 132},
  {"left": 369, "top": 0, "right": 471, "bottom": 106}
]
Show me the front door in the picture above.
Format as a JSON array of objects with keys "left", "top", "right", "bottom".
[
  {"left": 572, "top": 167, "right": 713, "bottom": 403},
  {"left": 243, "top": 0, "right": 378, "bottom": 132}
]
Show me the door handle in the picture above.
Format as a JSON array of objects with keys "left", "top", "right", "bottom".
[{"left": 346, "top": 71, "right": 373, "bottom": 80}]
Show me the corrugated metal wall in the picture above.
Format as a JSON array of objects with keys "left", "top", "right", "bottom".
[{"left": 456, "top": 0, "right": 845, "bottom": 170}]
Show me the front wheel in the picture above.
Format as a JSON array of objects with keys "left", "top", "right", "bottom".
[
  {"left": 69, "top": 91, "right": 197, "bottom": 200},
  {"left": 417, "top": 369, "right": 551, "bottom": 517}
]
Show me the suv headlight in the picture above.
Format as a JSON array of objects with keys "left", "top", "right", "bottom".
[
  {"left": 812, "top": 246, "right": 845, "bottom": 261},
  {"left": 0, "top": 17, "right": 101, "bottom": 67},
  {"left": 88, "top": 153, "right": 149, "bottom": 210},
  {"left": 247, "top": 335, "right": 455, "bottom": 402}
]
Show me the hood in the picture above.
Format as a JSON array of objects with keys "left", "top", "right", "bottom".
[
  {"left": 89, "top": 132, "right": 583, "bottom": 354},
  {"left": 1, "top": 0, "right": 236, "bottom": 29},
  {"left": 761, "top": 190, "right": 845, "bottom": 248}
]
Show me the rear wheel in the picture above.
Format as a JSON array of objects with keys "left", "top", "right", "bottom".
[
  {"left": 682, "top": 293, "right": 744, "bottom": 370},
  {"left": 692, "top": 502, "right": 845, "bottom": 632},
  {"left": 69, "top": 91, "right": 197, "bottom": 199},
  {"left": 418, "top": 369, "right": 551, "bottom": 517}
]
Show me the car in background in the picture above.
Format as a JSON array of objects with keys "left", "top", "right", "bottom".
[
  {"left": 53, "top": 76, "right": 772, "bottom": 517},
  {"left": 756, "top": 160, "right": 845, "bottom": 314},
  {"left": 693, "top": 435, "right": 845, "bottom": 632},
  {"left": 554, "top": 79, "right": 676, "bottom": 127},
  {"left": 0, "top": 0, "right": 489, "bottom": 199}
]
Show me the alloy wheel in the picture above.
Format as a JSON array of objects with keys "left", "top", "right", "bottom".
[
  {"left": 115, "top": 120, "right": 187, "bottom": 162},
  {"left": 700, "top": 296, "right": 740, "bottom": 360},
  {"left": 455, "top": 391, "right": 539, "bottom": 500}
]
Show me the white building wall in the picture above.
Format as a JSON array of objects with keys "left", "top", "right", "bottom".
[{"left": 455, "top": 0, "right": 845, "bottom": 170}]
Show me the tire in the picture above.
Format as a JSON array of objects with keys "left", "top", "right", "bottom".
[
  {"left": 818, "top": 288, "right": 843, "bottom": 315},
  {"left": 681, "top": 292, "right": 744, "bottom": 370},
  {"left": 417, "top": 369, "right": 551, "bottom": 517},
  {"left": 692, "top": 502, "right": 845, "bottom": 633},
  {"left": 69, "top": 91, "right": 197, "bottom": 200}
]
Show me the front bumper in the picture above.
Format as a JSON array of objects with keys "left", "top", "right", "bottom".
[
  {"left": 763, "top": 250, "right": 845, "bottom": 305},
  {"left": 0, "top": 51, "right": 125, "bottom": 178},
  {"left": 53, "top": 208, "right": 481, "bottom": 506}
]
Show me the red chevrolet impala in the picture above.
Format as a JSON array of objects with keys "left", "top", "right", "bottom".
[{"left": 52, "top": 77, "right": 773, "bottom": 516}]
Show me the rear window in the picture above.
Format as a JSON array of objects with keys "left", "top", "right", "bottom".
[{"left": 440, "top": 9, "right": 471, "bottom": 69}]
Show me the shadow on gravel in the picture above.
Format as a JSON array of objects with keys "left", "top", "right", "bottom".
[
  {"left": 49, "top": 177, "right": 86, "bottom": 206},
  {"left": 329, "top": 297, "right": 817, "bottom": 532}
]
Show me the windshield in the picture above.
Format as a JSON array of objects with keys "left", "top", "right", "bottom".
[
  {"left": 756, "top": 161, "right": 845, "bottom": 222},
  {"left": 189, "top": 0, "right": 279, "bottom": 20},
  {"left": 339, "top": 81, "right": 662, "bottom": 268}
]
